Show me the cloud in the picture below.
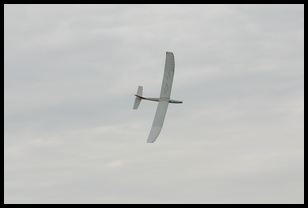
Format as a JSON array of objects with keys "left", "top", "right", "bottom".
[{"left": 4, "top": 4, "right": 304, "bottom": 204}]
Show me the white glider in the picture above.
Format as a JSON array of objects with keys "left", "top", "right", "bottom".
[{"left": 133, "top": 52, "right": 182, "bottom": 143}]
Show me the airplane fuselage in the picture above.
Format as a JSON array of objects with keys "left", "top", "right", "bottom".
[{"left": 135, "top": 95, "right": 183, "bottom": 104}]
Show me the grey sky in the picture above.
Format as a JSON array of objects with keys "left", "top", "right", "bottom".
[{"left": 4, "top": 4, "right": 304, "bottom": 204}]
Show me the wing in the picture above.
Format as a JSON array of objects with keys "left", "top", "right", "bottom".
[
  {"left": 160, "top": 52, "right": 175, "bottom": 99},
  {"left": 147, "top": 101, "right": 169, "bottom": 143}
]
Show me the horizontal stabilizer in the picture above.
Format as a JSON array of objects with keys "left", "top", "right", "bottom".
[
  {"left": 133, "top": 86, "right": 143, "bottom": 110},
  {"left": 136, "top": 86, "right": 143, "bottom": 96},
  {"left": 133, "top": 97, "right": 141, "bottom": 109}
]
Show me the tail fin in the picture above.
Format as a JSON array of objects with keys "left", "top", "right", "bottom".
[{"left": 133, "top": 86, "right": 143, "bottom": 110}]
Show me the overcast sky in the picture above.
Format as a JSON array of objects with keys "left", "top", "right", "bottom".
[{"left": 4, "top": 4, "right": 304, "bottom": 204}]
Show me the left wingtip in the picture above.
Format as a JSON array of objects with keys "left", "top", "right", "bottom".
[
  {"left": 147, "top": 126, "right": 161, "bottom": 143},
  {"left": 147, "top": 136, "right": 156, "bottom": 143}
]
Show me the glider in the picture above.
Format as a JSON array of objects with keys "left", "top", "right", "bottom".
[{"left": 133, "top": 51, "right": 183, "bottom": 143}]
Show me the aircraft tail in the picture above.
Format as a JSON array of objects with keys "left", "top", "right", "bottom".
[{"left": 133, "top": 86, "right": 143, "bottom": 109}]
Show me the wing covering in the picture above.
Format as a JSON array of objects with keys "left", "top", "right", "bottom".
[
  {"left": 147, "top": 101, "right": 169, "bottom": 143},
  {"left": 160, "top": 52, "right": 175, "bottom": 99}
]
